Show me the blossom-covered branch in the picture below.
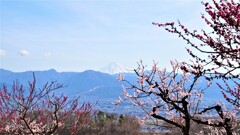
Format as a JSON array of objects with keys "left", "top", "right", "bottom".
[
  {"left": 0, "top": 73, "right": 93, "bottom": 135},
  {"left": 116, "top": 60, "right": 237, "bottom": 135},
  {"left": 153, "top": 0, "right": 240, "bottom": 108}
]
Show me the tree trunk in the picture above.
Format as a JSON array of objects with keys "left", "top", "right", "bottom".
[
  {"left": 182, "top": 119, "right": 190, "bottom": 135},
  {"left": 226, "top": 130, "right": 233, "bottom": 135},
  {"left": 182, "top": 127, "right": 190, "bottom": 135},
  {"left": 182, "top": 101, "right": 190, "bottom": 135},
  {"left": 225, "top": 125, "right": 233, "bottom": 135},
  {"left": 224, "top": 118, "right": 233, "bottom": 135}
]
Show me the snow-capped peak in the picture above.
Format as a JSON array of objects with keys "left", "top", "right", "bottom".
[{"left": 100, "top": 62, "right": 129, "bottom": 75}]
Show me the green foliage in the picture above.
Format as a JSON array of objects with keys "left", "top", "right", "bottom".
[
  {"left": 119, "top": 114, "right": 125, "bottom": 124},
  {"left": 72, "top": 111, "right": 141, "bottom": 135}
]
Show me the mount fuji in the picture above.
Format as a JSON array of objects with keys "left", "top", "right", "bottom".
[{"left": 99, "top": 62, "right": 130, "bottom": 75}]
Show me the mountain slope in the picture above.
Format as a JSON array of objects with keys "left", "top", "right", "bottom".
[
  {"left": 0, "top": 68, "right": 232, "bottom": 103},
  {"left": 0, "top": 69, "right": 124, "bottom": 99}
]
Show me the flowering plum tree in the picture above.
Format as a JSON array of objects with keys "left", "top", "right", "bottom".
[
  {"left": 0, "top": 73, "right": 92, "bottom": 135},
  {"left": 115, "top": 0, "right": 239, "bottom": 134},
  {"left": 116, "top": 60, "right": 237, "bottom": 135},
  {"left": 152, "top": 0, "right": 240, "bottom": 108}
]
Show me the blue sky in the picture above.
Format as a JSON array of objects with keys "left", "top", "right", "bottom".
[{"left": 0, "top": 0, "right": 206, "bottom": 72}]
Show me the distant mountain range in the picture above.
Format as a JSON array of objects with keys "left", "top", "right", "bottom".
[
  {"left": 0, "top": 67, "right": 231, "bottom": 105},
  {"left": 0, "top": 68, "right": 126, "bottom": 99}
]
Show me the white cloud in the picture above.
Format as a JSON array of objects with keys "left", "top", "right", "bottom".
[
  {"left": 19, "top": 49, "right": 30, "bottom": 56},
  {"left": 0, "top": 49, "right": 6, "bottom": 57},
  {"left": 44, "top": 52, "right": 52, "bottom": 57}
]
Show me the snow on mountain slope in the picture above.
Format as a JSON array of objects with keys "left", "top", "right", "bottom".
[{"left": 100, "top": 62, "right": 129, "bottom": 74}]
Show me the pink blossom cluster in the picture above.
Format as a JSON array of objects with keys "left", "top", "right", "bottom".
[
  {"left": 116, "top": 59, "right": 239, "bottom": 134},
  {"left": 0, "top": 73, "right": 93, "bottom": 134},
  {"left": 152, "top": 0, "right": 240, "bottom": 110}
]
